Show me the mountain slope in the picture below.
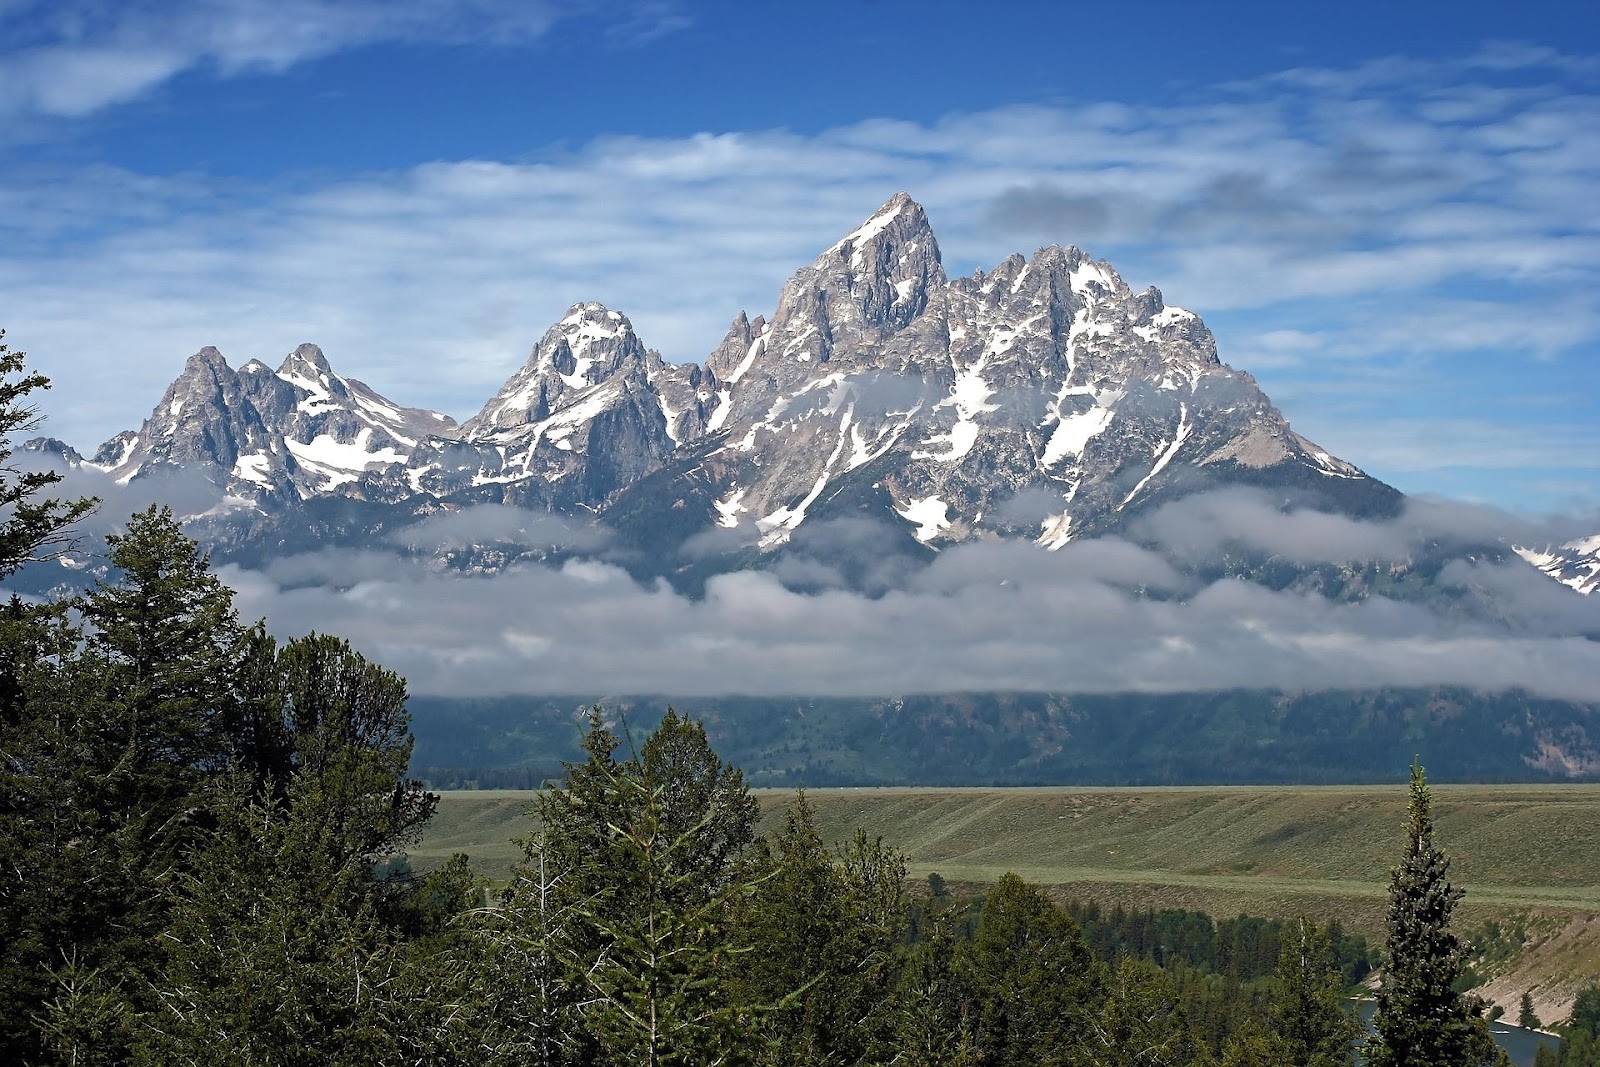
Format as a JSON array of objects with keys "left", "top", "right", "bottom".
[
  {"left": 607, "top": 193, "right": 1399, "bottom": 559},
  {"left": 396, "top": 303, "right": 716, "bottom": 511},
  {"left": 1517, "top": 536, "right": 1600, "bottom": 595}
]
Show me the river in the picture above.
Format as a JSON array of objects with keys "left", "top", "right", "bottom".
[{"left": 1356, "top": 1000, "right": 1562, "bottom": 1067}]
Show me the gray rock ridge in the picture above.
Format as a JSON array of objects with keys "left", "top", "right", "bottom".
[
  {"left": 20, "top": 437, "right": 85, "bottom": 465},
  {"left": 404, "top": 302, "right": 710, "bottom": 509},
  {"left": 687, "top": 193, "right": 1397, "bottom": 553}
]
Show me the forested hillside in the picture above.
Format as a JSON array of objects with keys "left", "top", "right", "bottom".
[{"left": 408, "top": 690, "right": 1600, "bottom": 789}]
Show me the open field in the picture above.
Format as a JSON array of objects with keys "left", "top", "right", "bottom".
[
  {"left": 415, "top": 784, "right": 1600, "bottom": 1019},
  {"left": 418, "top": 784, "right": 1600, "bottom": 905}
]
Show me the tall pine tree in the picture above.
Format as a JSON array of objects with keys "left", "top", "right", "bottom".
[
  {"left": 1366, "top": 761, "right": 1507, "bottom": 1067},
  {"left": 959, "top": 872, "right": 1103, "bottom": 1067}
]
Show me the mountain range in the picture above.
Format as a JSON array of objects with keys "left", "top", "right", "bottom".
[{"left": 36, "top": 193, "right": 1444, "bottom": 582}]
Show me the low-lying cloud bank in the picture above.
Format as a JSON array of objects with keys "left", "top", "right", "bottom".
[
  {"left": 217, "top": 547, "right": 1600, "bottom": 701},
  {"left": 23, "top": 456, "right": 1600, "bottom": 702},
  {"left": 211, "top": 492, "right": 1599, "bottom": 701}
]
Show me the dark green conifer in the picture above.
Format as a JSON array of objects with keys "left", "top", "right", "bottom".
[
  {"left": 0, "top": 334, "right": 97, "bottom": 579},
  {"left": 1366, "top": 761, "right": 1508, "bottom": 1067},
  {"left": 893, "top": 908, "right": 978, "bottom": 1067},
  {"left": 960, "top": 872, "right": 1102, "bottom": 1066},
  {"left": 1271, "top": 916, "right": 1357, "bottom": 1067},
  {"left": 1573, "top": 983, "right": 1600, "bottom": 1036},
  {"left": 733, "top": 795, "right": 907, "bottom": 1065},
  {"left": 534, "top": 708, "right": 763, "bottom": 1065},
  {"left": 1089, "top": 957, "right": 1210, "bottom": 1067}
]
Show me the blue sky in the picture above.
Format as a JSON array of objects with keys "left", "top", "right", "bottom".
[{"left": 3, "top": 0, "right": 1598, "bottom": 515}]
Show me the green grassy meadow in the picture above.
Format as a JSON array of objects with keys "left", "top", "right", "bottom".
[
  {"left": 415, "top": 783, "right": 1600, "bottom": 1014},
  {"left": 417, "top": 783, "right": 1600, "bottom": 915}
]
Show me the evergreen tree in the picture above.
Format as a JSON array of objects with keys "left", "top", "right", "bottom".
[
  {"left": 273, "top": 632, "right": 436, "bottom": 869},
  {"left": 1220, "top": 1017, "right": 1286, "bottom": 1067},
  {"left": 893, "top": 908, "right": 978, "bottom": 1067},
  {"left": 570, "top": 755, "right": 754, "bottom": 1064},
  {"left": 1088, "top": 957, "right": 1212, "bottom": 1067},
  {"left": 733, "top": 795, "right": 907, "bottom": 1065},
  {"left": 128, "top": 782, "right": 410, "bottom": 1067},
  {"left": 1534, "top": 986, "right": 1600, "bottom": 1067},
  {"left": 959, "top": 872, "right": 1103, "bottom": 1066},
  {"left": 3, "top": 508, "right": 244, "bottom": 1062},
  {"left": 1366, "top": 761, "right": 1508, "bottom": 1067},
  {"left": 0, "top": 612, "right": 138, "bottom": 1061},
  {"left": 1573, "top": 983, "right": 1600, "bottom": 1036},
  {"left": 1271, "top": 917, "right": 1358, "bottom": 1066},
  {"left": 534, "top": 708, "right": 764, "bottom": 1065},
  {"left": 123, "top": 633, "right": 456, "bottom": 1065},
  {"left": 3, "top": 507, "right": 455, "bottom": 1063},
  {"left": 638, "top": 707, "right": 760, "bottom": 901},
  {"left": 1521, "top": 992, "right": 1543, "bottom": 1030},
  {"left": 80, "top": 505, "right": 244, "bottom": 792},
  {"left": 475, "top": 837, "right": 589, "bottom": 1067},
  {"left": 0, "top": 333, "right": 97, "bottom": 579}
]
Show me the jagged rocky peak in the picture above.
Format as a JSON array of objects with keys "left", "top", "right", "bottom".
[
  {"left": 86, "top": 342, "right": 457, "bottom": 503},
  {"left": 20, "top": 437, "right": 84, "bottom": 465},
  {"left": 275, "top": 343, "right": 345, "bottom": 404},
  {"left": 705, "top": 311, "right": 761, "bottom": 381},
  {"left": 64, "top": 191, "right": 1406, "bottom": 575},
  {"left": 402, "top": 301, "right": 684, "bottom": 510},
  {"left": 90, "top": 344, "right": 285, "bottom": 491},
  {"left": 92, "top": 429, "right": 138, "bottom": 469},
  {"left": 770, "top": 193, "right": 946, "bottom": 358},
  {"left": 463, "top": 302, "right": 653, "bottom": 437},
  {"left": 664, "top": 192, "right": 1397, "bottom": 556},
  {"left": 266, "top": 341, "right": 456, "bottom": 444}
]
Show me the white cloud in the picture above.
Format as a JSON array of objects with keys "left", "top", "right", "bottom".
[
  {"left": 214, "top": 530, "right": 1600, "bottom": 701},
  {"left": 0, "top": 1, "right": 688, "bottom": 120}
]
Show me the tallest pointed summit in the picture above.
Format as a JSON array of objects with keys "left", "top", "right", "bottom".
[
  {"left": 820, "top": 193, "right": 944, "bottom": 307},
  {"left": 760, "top": 192, "right": 946, "bottom": 363},
  {"left": 820, "top": 191, "right": 941, "bottom": 273}
]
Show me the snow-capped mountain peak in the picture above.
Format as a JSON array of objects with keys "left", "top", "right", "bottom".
[
  {"left": 92, "top": 343, "right": 455, "bottom": 502},
  {"left": 461, "top": 302, "right": 652, "bottom": 438}
]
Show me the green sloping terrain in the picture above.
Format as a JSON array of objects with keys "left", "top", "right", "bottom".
[{"left": 416, "top": 784, "right": 1600, "bottom": 914}]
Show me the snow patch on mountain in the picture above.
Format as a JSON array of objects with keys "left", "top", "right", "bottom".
[{"left": 1516, "top": 536, "right": 1600, "bottom": 595}]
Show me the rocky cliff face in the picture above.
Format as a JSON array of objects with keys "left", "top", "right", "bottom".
[
  {"left": 611, "top": 193, "right": 1398, "bottom": 557},
  {"left": 396, "top": 303, "right": 708, "bottom": 511}
]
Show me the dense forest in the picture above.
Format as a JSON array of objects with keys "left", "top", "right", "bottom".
[{"left": 3, "top": 340, "right": 1597, "bottom": 1064}]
